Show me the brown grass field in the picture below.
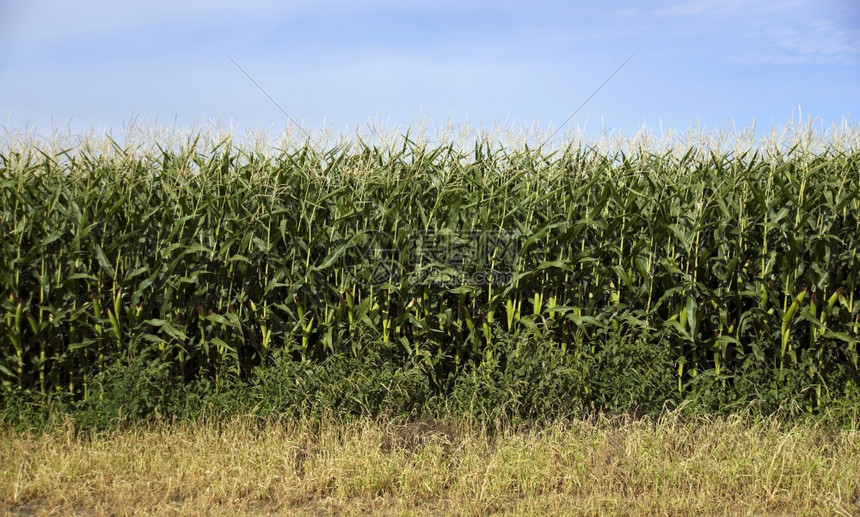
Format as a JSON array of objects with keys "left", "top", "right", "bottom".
[{"left": 1, "top": 412, "right": 859, "bottom": 516}]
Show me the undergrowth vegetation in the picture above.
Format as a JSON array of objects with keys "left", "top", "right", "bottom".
[{"left": 1, "top": 122, "right": 859, "bottom": 429}]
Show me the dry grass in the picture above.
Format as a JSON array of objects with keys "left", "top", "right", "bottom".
[{"left": 1, "top": 413, "right": 859, "bottom": 516}]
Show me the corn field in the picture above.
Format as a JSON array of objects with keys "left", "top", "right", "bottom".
[{"left": 2, "top": 125, "right": 859, "bottom": 414}]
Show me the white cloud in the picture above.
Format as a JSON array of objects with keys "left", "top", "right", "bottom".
[
  {"left": 655, "top": 0, "right": 750, "bottom": 17},
  {"left": 601, "top": 8, "right": 639, "bottom": 17},
  {"left": 2, "top": 2, "right": 260, "bottom": 50},
  {"left": 771, "top": 21, "right": 860, "bottom": 61},
  {"left": 733, "top": 19, "right": 860, "bottom": 64},
  {"left": 0, "top": 0, "right": 524, "bottom": 49},
  {"left": 655, "top": 0, "right": 807, "bottom": 17}
]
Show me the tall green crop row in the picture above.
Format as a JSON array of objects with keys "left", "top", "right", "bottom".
[{"left": 1, "top": 133, "right": 858, "bottom": 411}]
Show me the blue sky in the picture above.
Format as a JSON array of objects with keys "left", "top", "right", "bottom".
[{"left": 1, "top": 0, "right": 858, "bottom": 142}]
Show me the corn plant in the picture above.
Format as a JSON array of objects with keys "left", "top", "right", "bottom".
[{"left": 1, "top": 125, "right": 858, "bottom": 411}]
